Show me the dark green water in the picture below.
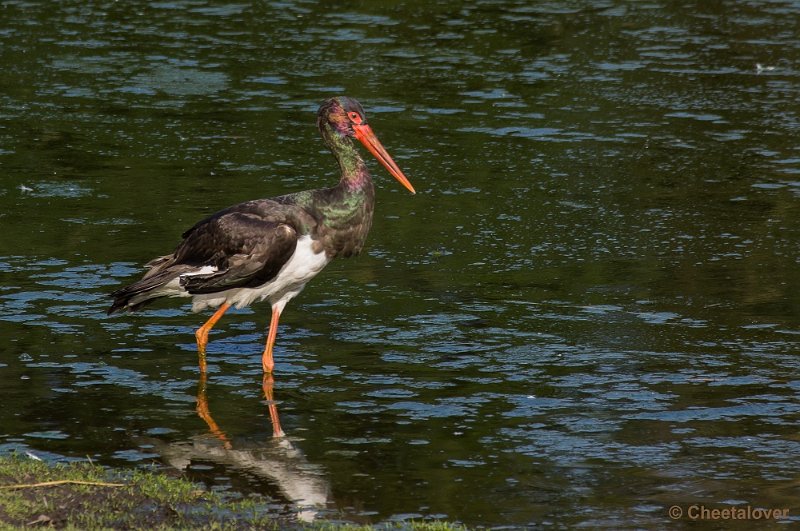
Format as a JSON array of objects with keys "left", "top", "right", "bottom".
[{"left": 1, "top": 0, "right": 799, "bottom": 527}]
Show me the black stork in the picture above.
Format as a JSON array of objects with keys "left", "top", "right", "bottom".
[{"left": 108, "top": 96, "right": 415, "bottom": 376}]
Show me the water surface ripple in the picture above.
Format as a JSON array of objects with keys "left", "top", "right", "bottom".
[{"left": 1, "top": 0, "right": 799, "bottom": 527}]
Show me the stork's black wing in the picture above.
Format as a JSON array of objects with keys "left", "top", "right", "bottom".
[{"left": 176, "top": 210, "right": 299, "bottom": 294}]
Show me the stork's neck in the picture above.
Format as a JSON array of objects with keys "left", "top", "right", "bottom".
[
  {"left": 304, "top": 123, "right": 375, "bottom": 258},
  {"left": 322, "top": 124, "right": 372, "bottom": 192}
]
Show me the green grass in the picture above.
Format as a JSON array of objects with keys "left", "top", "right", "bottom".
[
  {"left": 0, "top": 453, "right": 467, "bottom": 530},
  {"left": 0, "top": 453, "right": 281, "bottom": 529}
]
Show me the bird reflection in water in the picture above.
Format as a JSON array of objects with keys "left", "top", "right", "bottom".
[
  {"left": 163, "top": 372, "right": 329, "bottom": 522},
  {"left": 195, "top": 371, "right": 284, "bottom": 443}
]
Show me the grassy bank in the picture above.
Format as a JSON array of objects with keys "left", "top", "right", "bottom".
[{"left": 0, "top": 454, "right": 465, "bottom": 530}]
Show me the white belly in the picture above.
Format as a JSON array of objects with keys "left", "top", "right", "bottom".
[{"left": 189, "top": 235, "right": 330, "bottom": 312}]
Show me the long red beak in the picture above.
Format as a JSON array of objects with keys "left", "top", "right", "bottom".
[{"left": 353, "top": 123, "right": 416, "bottom": 194}]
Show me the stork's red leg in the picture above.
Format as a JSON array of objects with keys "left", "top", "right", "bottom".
[
  {"left": 262, "top": 306, "right": 280, "bottom": 374},
  {"left": 194, "top": 302, "right": 231, "bottom": 372},
  {"left": 262, "top": 308, "right": 284, "bottom": 436}
]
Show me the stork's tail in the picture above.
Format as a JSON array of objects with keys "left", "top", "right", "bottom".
[{"left": 107, "top": 257, "right": 195, "bottom": 314}]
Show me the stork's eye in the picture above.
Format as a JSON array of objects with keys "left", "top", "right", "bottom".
[{"left": 347, "top": 111, "right": 363, "bottom": 124}]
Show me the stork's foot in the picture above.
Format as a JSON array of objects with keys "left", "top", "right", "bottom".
[
  {"left": 195, "top": 330, "right": 209, "bottom": 373},
  {"left": 261, "top": 350, "right": 275, "bottom": 374}
]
